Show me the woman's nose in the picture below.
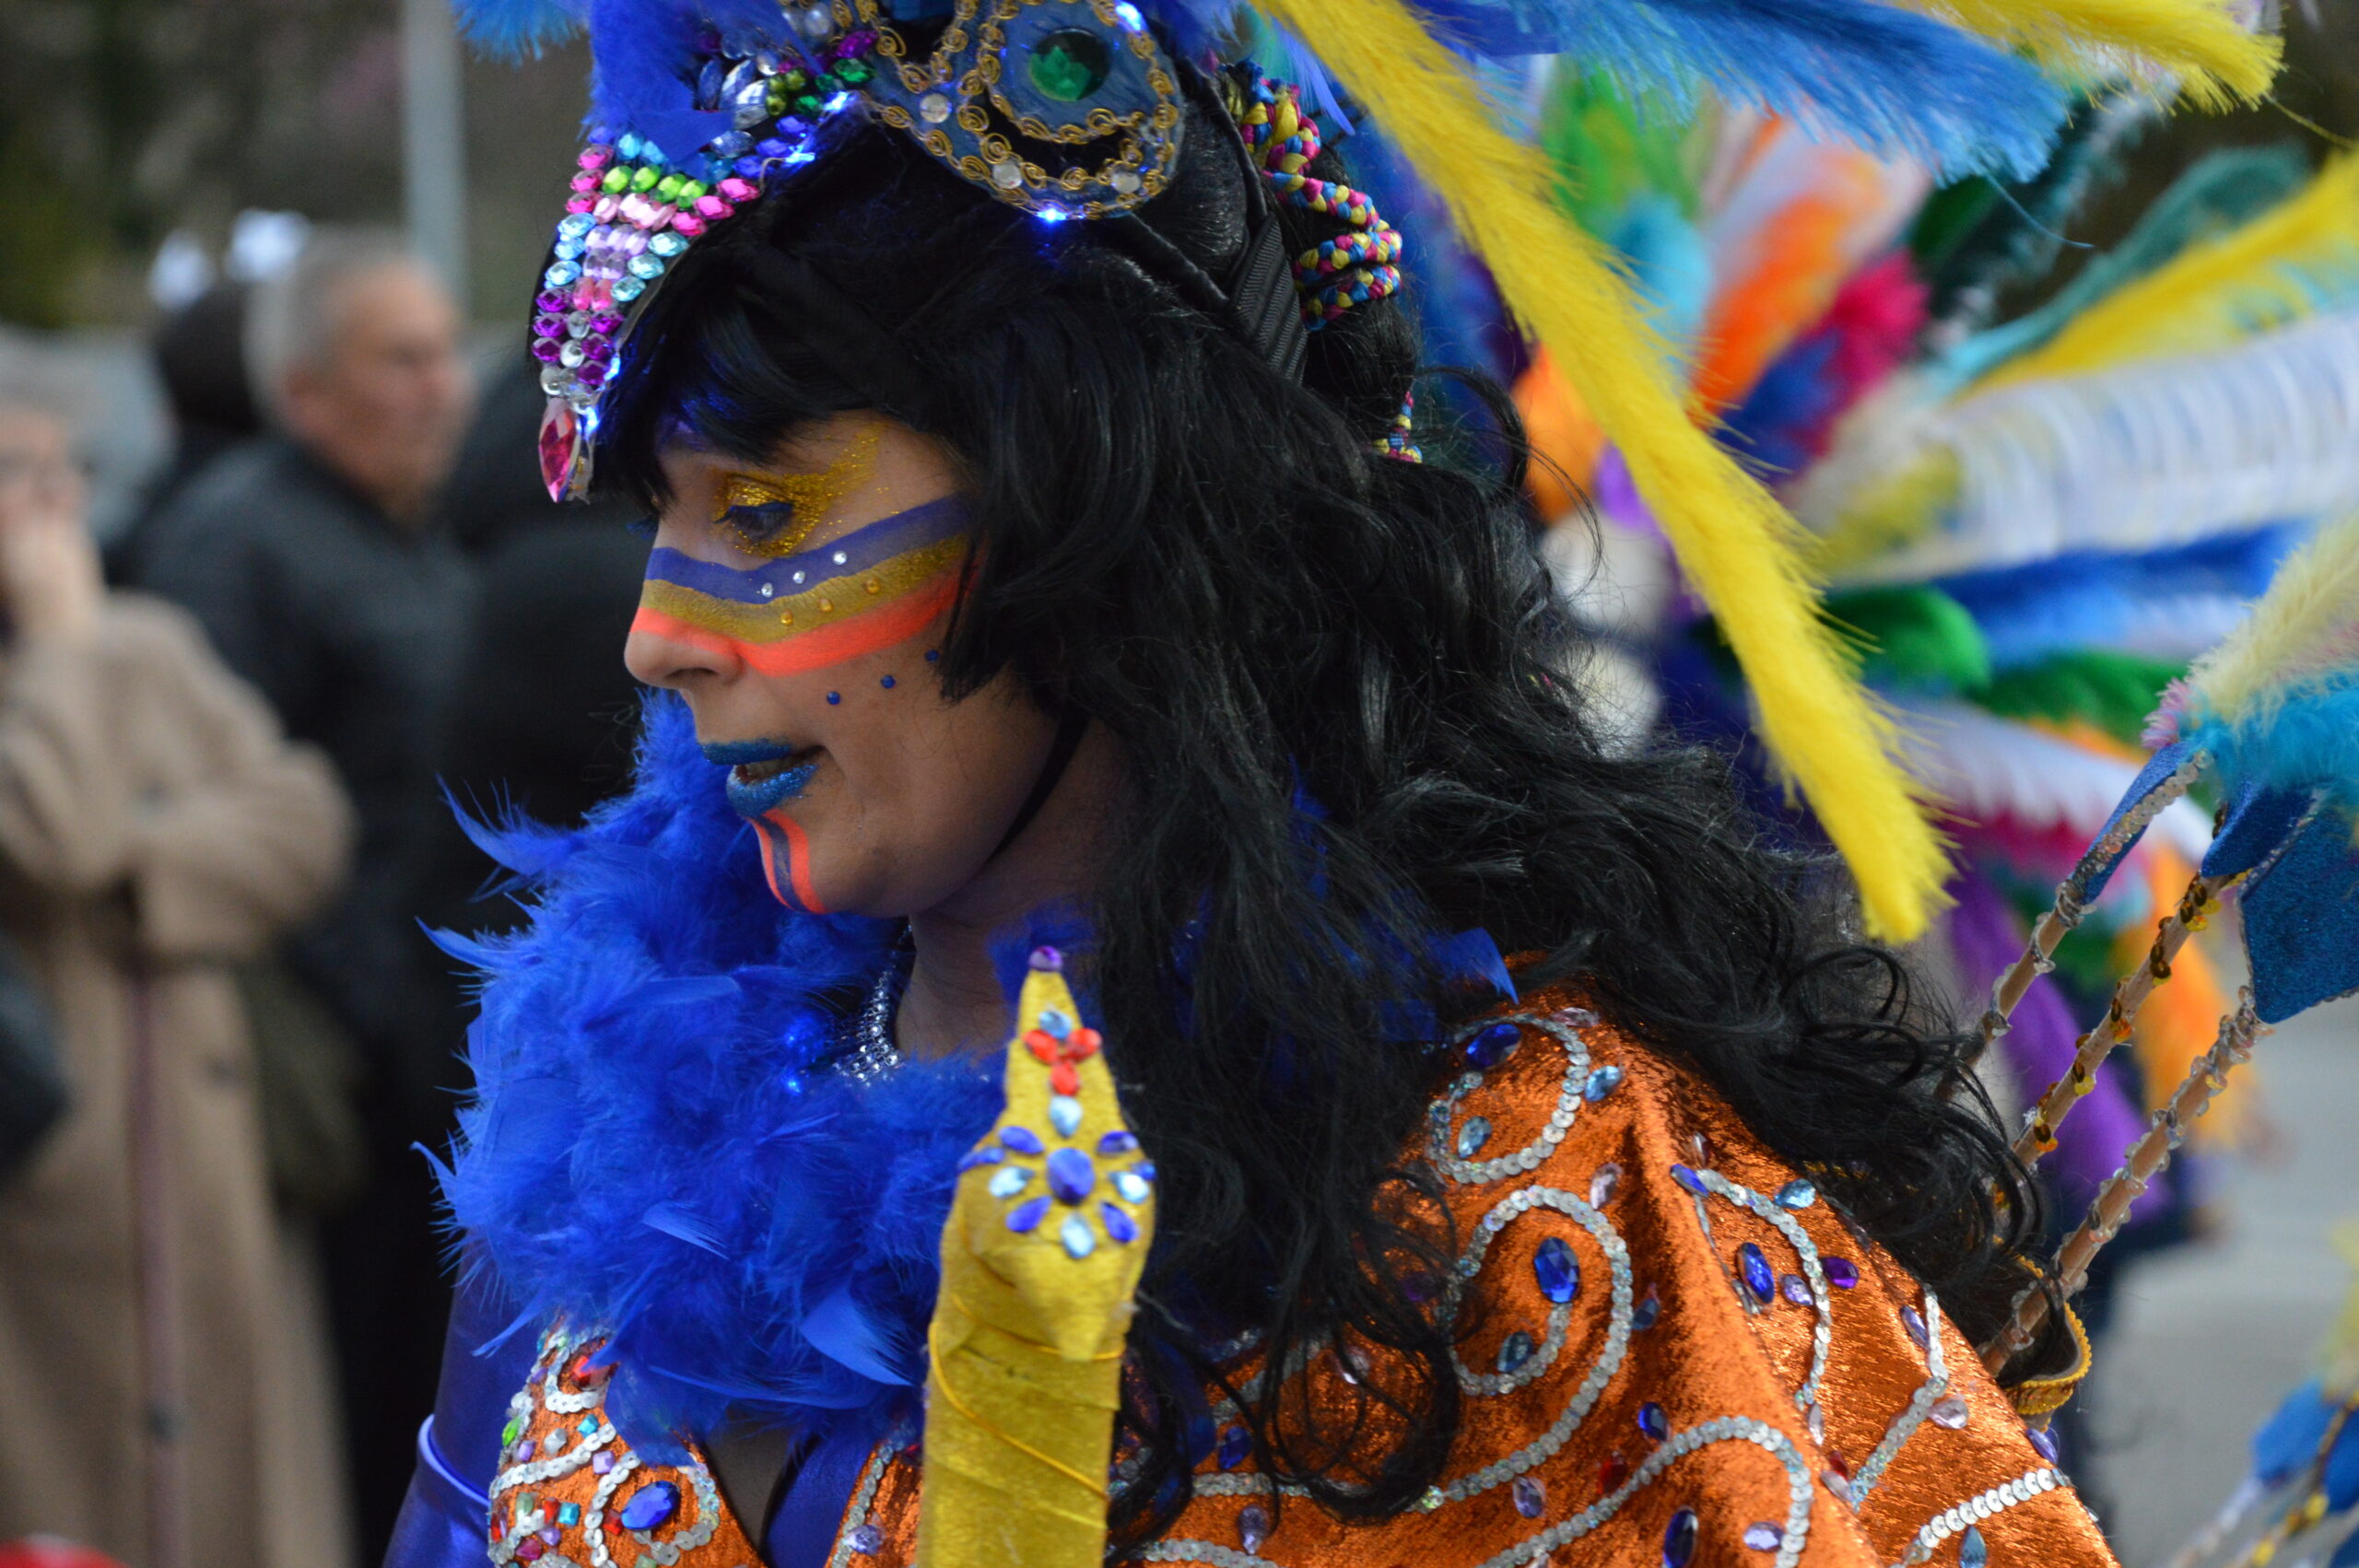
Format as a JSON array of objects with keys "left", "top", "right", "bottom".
[{"left": 625, "top": 595, "right": 745, "bottom": 689}]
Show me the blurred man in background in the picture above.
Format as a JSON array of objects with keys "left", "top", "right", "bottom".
[
  {"left": 135, "top": 229, "right": 478, "bottom": 1562},
  {"left": 0, "top": 383, "right": 355, "bottom": 1568}
]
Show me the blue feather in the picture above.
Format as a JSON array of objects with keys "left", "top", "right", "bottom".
[
  {"left": 451, "top": 0, "right": 581, "bottom": 57},
  {"left": 440, "top": 692, "right": 1002, "bottom": 1448},
  {"left": 1933, "top": 528, "right": 2298, "bottom": 672},
  {"left": 1416, "top": 0, "right": 2065, "bottom": 179}
]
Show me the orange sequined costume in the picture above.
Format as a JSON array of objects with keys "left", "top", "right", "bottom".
[{"left": 467, "top": 990, "right": 2112, "bottom": 1568}]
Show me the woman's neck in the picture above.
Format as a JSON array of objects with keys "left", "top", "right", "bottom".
[{"left": 895, "top": 722, "right": 1122, "bottom": 1060}]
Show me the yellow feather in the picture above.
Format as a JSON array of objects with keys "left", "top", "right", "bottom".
[
  {"left": 2185, "top": 510, "right": 2359, "bottom": 724},
  {"left": 1252, "top": 0, "right": 1949, "bottom": 940},
  {"left": 1931, "top": 0, "right": 2278, "bottom": 111},
  {"left": 1975, "top": 151, "right": 2359, "bottom": 392}
]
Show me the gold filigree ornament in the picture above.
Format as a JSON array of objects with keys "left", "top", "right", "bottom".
[{"left": 855, "top": 0, "right": 1183, "bottom": 220}]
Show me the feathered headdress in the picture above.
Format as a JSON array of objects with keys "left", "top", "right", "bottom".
[{"left": 457, "top": 0, "right": 2276, "bottom": 942}]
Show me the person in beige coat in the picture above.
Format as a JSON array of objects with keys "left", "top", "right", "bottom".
[{"left": 0, "top": 388, "right": 358, "bottom": 1568}]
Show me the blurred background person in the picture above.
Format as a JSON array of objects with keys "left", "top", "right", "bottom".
[
  {"left": 0, "top": 381, "right": 356, "bottom": 1568},
  {"left": 134, "top": 228, "right": 477, "bottom": 1562},
  {"left": 105, "top": 281, "right": 263, "bottom": 586}
]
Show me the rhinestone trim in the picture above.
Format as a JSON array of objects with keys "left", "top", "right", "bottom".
[
  {"left": 1691, "top": 1168, "right": 1831, "bottom": 1415},
  {"left": 1848, "top": 1289, "right": 1948, "bottom": 1508},
  {"left": 825, "top": 1440, "right": 900, "bottom": 1568},
  {"left": 1886, "top": 1467, "right": 2064, "bottom": 1567},
  {"left": 1428, "top": 1013, "right": 1590, "bottom": 1185}
]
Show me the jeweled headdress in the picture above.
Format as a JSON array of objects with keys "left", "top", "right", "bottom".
[{"left": 467, "top": 0, "right": 2277, "bottom": 945}]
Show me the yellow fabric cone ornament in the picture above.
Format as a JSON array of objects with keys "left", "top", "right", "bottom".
[{"left": 915, "top": 947, "right": 1153, "bottom": 1568}]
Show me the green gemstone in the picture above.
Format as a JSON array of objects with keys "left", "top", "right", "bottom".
[
  {"left": 766, "top": 80, "right": 790, "bottom": 113},
  {"left": 654, "top": 173, "right": 684, "bottom": 201},
  {"left": 601, "top": 167, "right": 630, "bottom": 193},
  {"left": 676, "top": 179, "right": 708, "bottom": 202},
  {"left": 501, "top": 1417, "right": 522, "bottom": 1447},
  {"left": 1026, "top": 29, "right": 1110, "bottom": 103},
  {"left": 629, "top": 165, "right": 661, "bottom": 192},
  {"left": 781, "top": 68, "right": 809, "bottom": 90},
  {"left": 831, "top": 56, "right": 874, "bottom": 85},
  {"left": 792, "top": 93, "right": 824, "bottom": 116}
]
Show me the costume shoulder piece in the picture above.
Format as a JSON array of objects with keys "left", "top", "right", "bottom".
[{"left": 464, "top": 988, "right": 2115, "bottom": 1568}]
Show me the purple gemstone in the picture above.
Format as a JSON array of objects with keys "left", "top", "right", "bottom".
[
  {"left": 1670, "top": 1164, "right": 1706, "bottom": 1195},
  {"left": 1097, "top": 1130, "right": 1140, "bottom": 1156},
  {"left": 1737, "top": 1242, "right": 1775, "bottom": 1304},
  {"left": 848, "top": 1522, "right": 884, "bottom": 1554},
  {"left": 1632, "top": 1285, "right": 1661, "bottom": 1331},
  {"left": 1004, "top": 1196, "right": 1049, "bottom": 1234},
  {"left": 581, "top": 340, "right": 615, "bottom": 366},
  {"left": 1029, "top": 945, "right": 1064, "bottom": 971},
  {"left": 1216, "top": 1423, "right": 1250, "bottom": 1469},
  {"left": 1238, "top": 1504, "right": 1270, "bottom": 1554},
  {"left": 1662, "top": 1506, "right": 1698, "bottom": 1568},
  {"left": 592, "top": 1451, "right": 616, "bottom": 1474},
  {"left": 616, "top": 1480, "right": 678, "bottom": 1531},
  {"left": 1513, "top": 1475, "right": 1545, "bottom": 1518},
  {"left": 957, "top": 1146, "right": 1003, "bottom": 1171},
  {"left": 1823, "top": 1258, "right": 1860, "bottom": 1289},
  {"left": 2026, "top": 1423, "right": 2060, "bottom": 1463},
  {"left": 1590, "top": 1162, "right": 1622, "bottom": 1207},
  {"left": 757, "top": 137, "right": 794, "bottom": 158},
  {"left": 1902, "top": 1305, "right": 1930, "bottom": 1348},
  {"left": 1781, "top": 1273, "right": 1812, "bottom": 1306},
  {"left": 575, "top": 358, "right": 611, "bottom": 387},
  {"left": 1001, "top": 1125, "right": 1044, "bottom": 1155},
  {"left": 531, "top": 336, "right": 564, "bottom": 364},
  {"left": 1046, "top": 1148, "right": 1095, "bottom": 1204},
  {"left": 734, "top": 155, "right": 765, "bottom": 178},
  {"left": 1929, "top": 1394, "right": 1969, "bottom": 1430},
  {"left": 590, "top": 313, "right": 623, "bottom": 335},
  {"left": 533, "top": 312, "right": 568, "bottom": 339},
  {"left": 1534, "top": 1236, "right": 1580, "bottom": 1304},
  {"left": 1464, "top": 1021, "right": 1521, "bottom": 1068},
  {"left": 1101, "top": 1201, "right": 1137, "bottom": 1244},
  {"left": 1637, "top": 1401, "right": 1668, "bottom": 1442},
  {"left": 534, "top": 288, "right": 567, "bottom": 313},
  {"left": 1743, "top": 1522, "right": 1782, "bottom": 1551},
  {"left": 512, "top": 1439, "right": 534, "bottom": 1462}
]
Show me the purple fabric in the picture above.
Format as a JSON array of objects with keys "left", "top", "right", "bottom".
[{"left": 1948, "top": 872, "right": 2160, "bottom": 1219}]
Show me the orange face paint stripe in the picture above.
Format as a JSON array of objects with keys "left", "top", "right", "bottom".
[
  {"left": 752, "top": 810, "right": 826, "bottom": 912},
  {"left": 630, "top": 573, "right": 959, "bottom": 676}
]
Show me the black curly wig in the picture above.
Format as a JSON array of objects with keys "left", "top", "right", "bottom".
[{"left": 593, "top": 53, "right": 2063, "bottom": 1550}]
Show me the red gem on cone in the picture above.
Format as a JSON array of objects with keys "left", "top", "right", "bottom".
[
  {"left": 1066, "top": 1026, "right": 1101, "bottom": 1059},
  {"left": 538, "top": 401, "right": 581, "bottom": 502},
  {"left": 1025, "top": 1030, "right": 1062, "bottom": 1063},
  {"left": 1050, "top": 1062, "right": 1081, "bottom": 1097}
]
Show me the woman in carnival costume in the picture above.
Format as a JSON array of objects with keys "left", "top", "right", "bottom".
[{"left": 393, "top": 0, "right": 2280, "bottom": 1564}]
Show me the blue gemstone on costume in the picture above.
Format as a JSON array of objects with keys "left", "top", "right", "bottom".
[
  {"left": 1133, "top": 1161, "right": 1156, "bottom": 1182},
  {"left": 1824, "top": 1257, "right": 1860, "bottom": 1289},
  {"left": 1903, "top": 1305, "right": 1930, "bottom": 1349},
  {"left": 1777, "top": 1178, "right": 1818, "bottom": 1210},
  {"left": 1464, "top": 1022, "right": 1520, "bottom": 1068},
  {"left": 1633, "top": 1286, "right": 1661, "bottom": 1331},
  {"left": 988, "top": 1166, "right": 1031, "bottom": 1199},
  {"left": 1098, "top": 1130, "right": 1140, "bottom": 1155},
  {"left": 1496, "top": 1329, "right": 1535, "bottom": 1375},
  {"left": 1038, "top": 1007, "right": 1073, "bottom": 1039},
  {"left": 1002, "top": 1126, "right": 1045, "bottom": 1155},
  {"left": 1101, "top": 1201, "right": 1137, "bottom": 1244},
  {"left": 1513, "top": 1475, "right": 1544, "bottom": 1517},
  {"left": 1737, "top": 1242, "right": 1775, "bottom": 1303},
  {"left": 1047, "top": 1148, "right": 1096, "bottom": 1204},
  {"left": 1534, "top": 1236, "right": 1580, "bottom": 1304},
  {"left": 957, "top": 1146, "right": 1003, "bottom": 1171},
  {"left": 1743, "top": 1522, "right": 1781, "bottom": 1551},
  {"left": 1050, "top": 1094, "right": 1084, "bottom": 1137},
  {"left": 1583, "top": 1065, "right": 1624, "bottom": 1102},
  {"left": 1005, "top": 1196, "right": 1050, "bottom": 1234},
  {"left": 1456, "top": 1117, "right": 1492, "bottom": 1159},
  {"left": 1060, "top": 1214, "right": 1097, "bottom": 1258},
  {"left": 617, "top": 1480, "right": 678, "bottom": 1531},
  {"left": 1670, "top": 1164, "right": 1706, "bottom": 1194},
  {"left": 1216, "top": 1423, "right": 1251, "bottom": 1470},
  {"left": 734, "top": 155, "right": 764, "bottom": 178},
  {"left": 1782, "top": 1273, "right": 1811, "bottom": 1306},
  {"left": 1637, "top": 1401, "right": 1668, "bottom": 1441},
  {"left": 557, "top": 1503, "right": 581, "bottom": 1527},
  {"left": 1960, "top": 1525, "right": 1989, "bottom": 1568},
  {"left": 1662, "top": 1506, "right": 1697, "bottom": 1568},
  {"left": 2026, "top": 1424, "right": 2060, "bottom": 1463}
]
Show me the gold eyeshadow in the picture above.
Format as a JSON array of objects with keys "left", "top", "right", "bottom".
[{"left": 712, "top": 424, "right": 882, "bottom": 558}]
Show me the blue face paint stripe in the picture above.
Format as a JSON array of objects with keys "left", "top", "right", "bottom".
[{"left": 651, "top": 495, "right": 970, "bottom": 603}]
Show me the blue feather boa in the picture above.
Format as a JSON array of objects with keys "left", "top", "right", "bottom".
[{"left": 438, "top": 693, "right": 1001, "bottom": 1452}]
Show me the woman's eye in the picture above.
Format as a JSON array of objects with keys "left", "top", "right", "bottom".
[{"left": 717, "top": 499, "right": 806, "bottom": 556}]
